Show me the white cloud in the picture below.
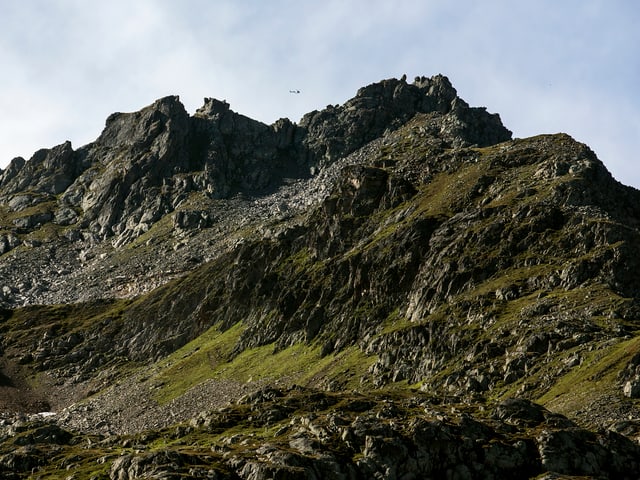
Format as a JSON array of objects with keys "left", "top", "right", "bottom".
[{"left": 0, "top": 0, "right": 638, "bottom": 188}]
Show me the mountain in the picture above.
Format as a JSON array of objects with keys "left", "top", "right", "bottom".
[{"left": 1, "top": 75, "right": 640, "bottom": 479}]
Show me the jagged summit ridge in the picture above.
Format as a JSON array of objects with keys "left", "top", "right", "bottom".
[{"left": 0, "top": 74, "right": 510, "bottom": 246}]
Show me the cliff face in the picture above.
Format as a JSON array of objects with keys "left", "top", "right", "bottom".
[{"left": 1, "top": 75, "right": 640, "bottom": 479}]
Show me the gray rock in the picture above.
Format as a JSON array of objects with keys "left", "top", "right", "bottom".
[
  {"left": 493, "top": 398, "right": 546, "bottom": 426},
  {"left": 7, "top": 194, "right": 36, "bottom": 211},
  {"left": 0, "top": 141, "right": 84, "bottom": 197},
  {"left": 536, "top": 429, "right": 607, "bottom": 476},
  {"left": 0, "top": 156, "right": 25, "bottom": 186},
  {"left": 0, "top": 233, "right": 20, "bottom": 255},
  {"left": 0, "top": 445, "right": 46, "bottom": 475},
  {"left": 11, "top": 423, "right": 72, "bottom": 446},
  {"left": 624, "top": 377, "right": 640, "bottom": 398},
  {"left": 12, "top": 211, "right": 53, "bottom": 229},
  {"left": 54, "top": 206, "right": 78, "bottom": 226},
  {"left": 173, "top": 210, "right": 214, "bottom": 231}
]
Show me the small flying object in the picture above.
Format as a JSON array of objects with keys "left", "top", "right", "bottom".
[{"left": 289, "top": 90, "right": 301, "bottom": 94}]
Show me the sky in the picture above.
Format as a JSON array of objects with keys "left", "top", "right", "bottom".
[{"left": 1, "top": 0, "right": 638, "bottom": 188}]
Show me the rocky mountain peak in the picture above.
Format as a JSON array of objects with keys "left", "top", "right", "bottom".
[
  {"left": 299, "top": 74, "right": 511, "bottom": 167},
  {"left": 0, "top": 141, "right": 79, "bottom": 197},
  {"left": 0, "top": 157, "right": 25, "bottom": 188},
  {"left": 97, "top": 95, "right": 190, "bottom": 152},
  {"left": 352, "top": 73, "right": 457, "bottom": 112},
  {"left": 194, "top": 96, "right": 231, "bottom": 118}
]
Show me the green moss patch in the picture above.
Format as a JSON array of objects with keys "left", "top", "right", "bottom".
[
  {"left": 538, "top": 334, "right": 640, "bottom": 416},
  {"left": 153, "top": 322, "right": 245, "bottom": 404},
  {"left": 152, "top": 317, "right": 376, "bottom": 405}
]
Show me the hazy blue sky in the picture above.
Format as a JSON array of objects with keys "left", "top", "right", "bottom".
[{"left": 1, "top": 0, "right": 639, "bottom": 188}]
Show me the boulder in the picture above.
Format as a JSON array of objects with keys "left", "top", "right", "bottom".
[{"left": 624, "top": 377, "right": 640, "bottom": 398}]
